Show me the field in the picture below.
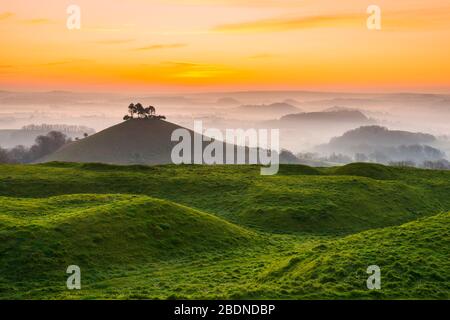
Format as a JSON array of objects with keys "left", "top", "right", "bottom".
[{"left": 0, "top": 162, "right": 449, "bottom": 299}]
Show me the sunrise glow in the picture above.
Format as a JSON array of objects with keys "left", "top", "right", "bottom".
[{"left": 1, "top": 0, "right": 450, "bottom": 92}]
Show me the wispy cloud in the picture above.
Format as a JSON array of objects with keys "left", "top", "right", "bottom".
[
  {"left": 0, "top": 65, "right": 16, "bottom": 74},
  {"left": 213, "top": 7, "right": 450, "bottom": 33},
  {"left": 161, "top": 61, "right": 232, "bottom": 78},
  {"left": 0, "top": 12, "right": 14, "bottom": 21},
  {"left": 40, "top": 59, "right": 91, "bottom": 67},
  {"left": 248, "top": 53, "right": 277, "bottom": 59},
  {"left": 134, "top": 43, "right": 187, "bottom": 51},
  {"left": 165, "top": 0, "right": 305, "bottom": 8},
  {"left": 162, "top": 61, "right": 204, "bottom": 68},
  {"left": 93, "top": 39, "right": 135, "bottom": 45},
  {"left": 0, "top": 13, "right": 56, "bottom": 25},
  {"left": 213, "top": 14, "right": 360, "bottom": 33},
  {"left": 21, "top": 18, "right": 55, "bottom": 25}
]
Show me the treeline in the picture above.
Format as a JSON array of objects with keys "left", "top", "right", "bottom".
[
  {"left": 388, "top": 160, "right": 450, "bottom": 169},
  {"left": 0, "top": 131, "right": 72, "bottom": 164},
  {"left": 22, "top": 124, "right": 95, "bottom": 134},
  {"left": 280, "top": 146, "right": 450, "bottom": 169}
]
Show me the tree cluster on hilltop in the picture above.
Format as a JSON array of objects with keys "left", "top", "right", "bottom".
[
  {"left": 0, "top": 131, "right": 72, "bottom": 164},
  {"left": 123, "top": 103, "right": 166, "bottom": 121}
]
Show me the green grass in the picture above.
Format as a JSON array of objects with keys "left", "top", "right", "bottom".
[{"left": 0, "top": 162, "right": 449, "bottom": 299}]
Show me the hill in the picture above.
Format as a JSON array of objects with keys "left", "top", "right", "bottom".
[
  {"left": 37, "top": 119, "right": 261, "bottom": 165},
  {"left": 261, "top": 109, "right": 374, "bottom": 132},
  {"left": 317, "top": 126, "right": 444, "bottom": 164},
  {"left": 327, "top": 125, "right": 436, "bottom": 148},
  {"left": 0, "top": 193, "right": 257, "bottom": 298},
  {"left": 1, "top": 163, "right": 450, "bottom": 235},
  {"left": 260, "top": 211, "right": 450, "bottom": 299},
  {"left": 38, "top": 119, "right": 184, "bottom": 164},
  {"left": 280, "top": 109, "right": 370, "bottom": 123},
  {"left": 0, "top": 163, "right": 448, "bottom": 299}
]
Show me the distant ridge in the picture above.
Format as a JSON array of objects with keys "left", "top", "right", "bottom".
[
  {"left": 327, "top": 125, "right": 436, "bottom": 148},
  {"left": 315, "top": 126, "right": 444, "bottom": 163},
  {"left": 280, "top": 109, "right": 369, "bottom": 123}
]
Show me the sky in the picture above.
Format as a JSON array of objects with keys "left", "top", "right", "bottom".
[{"left": 1, "top": 0, "right": 450, "bottom": 93}]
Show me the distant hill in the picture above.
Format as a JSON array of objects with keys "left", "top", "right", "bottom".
[
  {"left": 259, "top": 109, "right": 374, "bottom": 132},
  {"left": 280, "top": 109, "right": 369, "bottom": 123},
  {"left": 283, "top": 98, "right": 301, "bottom": 106},
  {"left": 38, "top": 119, "right": 259, "bottom": 165},
  {"left": 316, "top": 126, "right": 444, "bottom": 164},
  {"left": 328, "top": 125, "right": 436, "bottom": 148},
  {"left": 236, "top": 102, "right": 300, "bottom": 115},
  {"left": 322, "top": 106, "right": 359, "bottom": 113},
  {"left": 216, "top": 97, "right": 240, "bottom": 106}
]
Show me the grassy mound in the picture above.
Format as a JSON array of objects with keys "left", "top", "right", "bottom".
[
  {"left": 276, "top": 164, "right": 322, "bottom": 176},
  {"left": 0, "top": 194, "right": 256, "bottom": 297},
  {"left": 1, "top": 163, "right": 448, "bottom": 235},
  {"left": 11, "top": 211, "right": 447, "bottom": 300},
  {"left": 261, "top": 212, "right": 450, "bottom": 299},
  {"left": 0, "top": 163, "right": 449, "bottom": 299},
  {"left": 330, "top": 163, "right": 399, "bottom": 180}
]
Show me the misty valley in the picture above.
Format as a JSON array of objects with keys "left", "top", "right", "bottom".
[{"left": 1, "top": 91, "right": 449, "bottom": 170}]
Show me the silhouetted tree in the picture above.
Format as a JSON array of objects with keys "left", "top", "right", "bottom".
[
  {"left": 144, "top": 107, "right": 151, "bottom": 118},
  {"left": 29, "top": 131, "right": 70, "bottom": 160},
  {"left": 8, "top": 145, "right": 29, "bottom": 163},
  {"left": 123, "top": 103, "right": 165, "bottom": 121},
  {"left": 128, "top": 103, "right": 136, "bottom": 118},
  {"left": 355, "top": 153, "right": 369, "bottom": 162},
  {"left": 327, "top": 153, "right": 352, "bottom": 164},
  {"left": 423, "top": 159, "right": 450, "bottom": 169},
  {"left": 0, "top": 147, "right": 11, "bottom": 163},
  {"left": 0, "top": 131, "right": 72, "bottom": 163},
  {"left": 389, "top": 160, "right": 416, "bottom": 167},
  {"left": 135, "top": 103, "right": 145, "bottom": 118}
]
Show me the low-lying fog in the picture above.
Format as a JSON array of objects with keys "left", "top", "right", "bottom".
[{"left": 1, "top": 90, "right": 449, "bottom": 167}]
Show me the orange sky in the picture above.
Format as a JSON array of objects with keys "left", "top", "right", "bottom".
[{"left": 1, "top": 0, "right": 450, "bottom": 93}]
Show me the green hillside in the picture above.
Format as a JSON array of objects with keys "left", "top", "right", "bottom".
[
  {"left": 261, "top": 211, "right": 450, "bottom": 299},
  {"left": 0, "top": 163, "right": 449, "bottom": 299},
  {"left": 1, "top": 162, "right": 449, "bottom": 235}
]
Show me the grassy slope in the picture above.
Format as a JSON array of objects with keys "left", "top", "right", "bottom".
[
  {"left": 1, "top": 162, "right": 449, "bottom": 235},
  {"left": 261, "top": 212, "right": 450, "bottom": 299},
  {"left": 0, "top": 194, "right": 258, "bottom": 298},
  {"left": 0, "top": 163, "right": 449, "bottom": 299}
]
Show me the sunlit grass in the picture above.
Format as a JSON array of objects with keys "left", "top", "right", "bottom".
[{"left": 0, "top": 163, "right": 449, "bottom": 299}]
